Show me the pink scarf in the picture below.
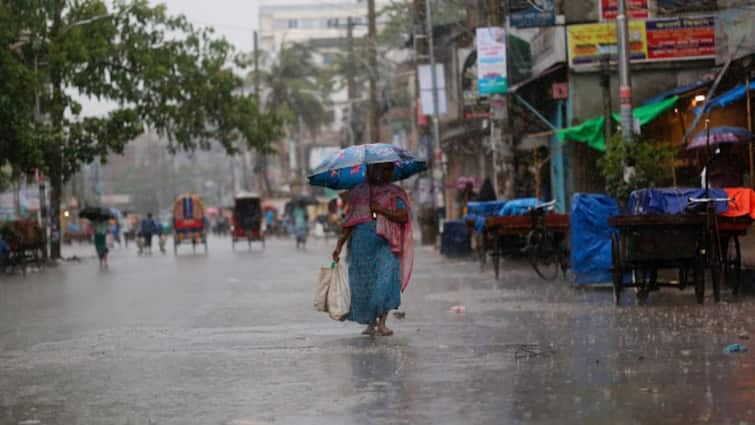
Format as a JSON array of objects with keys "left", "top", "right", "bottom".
[{"left": 343, "top": 183, "right": 414, "bottom": 292}]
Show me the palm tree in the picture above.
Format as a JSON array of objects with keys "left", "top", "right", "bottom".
[{"left": 255, "top": 42, "right": 332, "bottom": 135}]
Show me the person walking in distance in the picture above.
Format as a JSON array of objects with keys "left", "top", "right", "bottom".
[{"left": 140, "top": 213, "right": 157, "bottom": 254}]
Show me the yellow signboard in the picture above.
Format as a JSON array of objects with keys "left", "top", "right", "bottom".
[{"left": 567, "top": 22, "right": 647, "bottom": 67}]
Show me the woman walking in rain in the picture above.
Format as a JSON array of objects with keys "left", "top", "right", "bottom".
[
  {"left": 93, "top": 219, "right": 109, "bottom": 268},
  {"left": 332, "top": 162, "right": 415, "bottom": 336},
  {"left": 293, "top": 200, "right": 309, "bottom": 249}
]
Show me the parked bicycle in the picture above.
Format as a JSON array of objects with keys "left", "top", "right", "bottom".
[{"left": 521, "top": 200, "right": 570, "bottom": 281}]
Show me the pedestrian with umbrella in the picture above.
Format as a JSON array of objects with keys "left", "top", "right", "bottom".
[
  {"left": 689, "top": 125, "right": 753, "bottom": 189},
  {"left": 79, "top": 207, "right": 114, "bottom": 268},
  {"left": 310, "top": 143, "right": 427, "bottom": 336}
]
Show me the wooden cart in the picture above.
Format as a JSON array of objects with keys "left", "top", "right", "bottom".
[
  {"left": 609, "top": 214, "right": 751, "bottom": 305},
  {"left": 485, "top": 213, "right": 570, "bottom": 280}
]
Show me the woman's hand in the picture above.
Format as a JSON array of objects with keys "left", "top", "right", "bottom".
[
  {"left": 370, "top": 201, "right": 384, "bottom": 216},
  {"left": 332, "top": 244, "right": 342, "bottom": 263}
]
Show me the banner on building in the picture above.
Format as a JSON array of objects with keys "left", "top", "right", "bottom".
[
  {"left": 568, "top": 17, "right": 716, "bottom": 68},
  {"left": 476, "top": 27, "right": 508, "bottom": 95},
  {"left": 510, "top": 0, "right": 555, "bottom": 28},
  {"left": 715, "top": 6, "right": 755, "bottom": 64},
  {"left": 646, "top": 17, "right": 715, "bottom": 61},
  {"left": 656, "top": 0, "right": 716, "bottom": 16},
  {"left": 600, "top": 0, "right": 649, "bottom": 20},
  {"left": 567, "top": 22, "right": 647, "bottom": 67}
]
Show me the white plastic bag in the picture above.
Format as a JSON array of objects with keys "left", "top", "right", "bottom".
[
  {"left": 314, "top": 263, "right": 333, "bottom": 312},
  {"left": 326, "top": 260, "right": 350, "bottom": 320}
]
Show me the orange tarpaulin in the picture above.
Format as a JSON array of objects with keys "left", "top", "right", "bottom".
[{"left": 723, "top": 188, "right": 755, "bottom": 219}]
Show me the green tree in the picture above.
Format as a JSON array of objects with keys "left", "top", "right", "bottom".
[
  {"left": 0, "top": 2, "right": 38, "bottom": 188},
  {"left": 597, "top": 134, "right": 676, "bottom": 206},
  {"left": 8, "top": 0, "right": 278, "bottom": 258}
]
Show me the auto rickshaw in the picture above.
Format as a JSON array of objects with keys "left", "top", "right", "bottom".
[
  {"left": 173, "top": 193, "right": 207, "bottom": 254},
  {"left": 231, "top": 192, "right": 264, "bottom": 250}
]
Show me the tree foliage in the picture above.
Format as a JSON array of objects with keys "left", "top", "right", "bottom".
[
  {"left": 1, "top": 0, "right": 283, "bottom": 257},
  {"left": 597, "top": 134, "right": 676, "bottom": 206},
  {"left": 253, "top": 42, "right": 332, "bottom": 134}
]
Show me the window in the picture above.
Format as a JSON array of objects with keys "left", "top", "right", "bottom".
[
  {"left": 326, "top": 18, "right": 339, "bottom": 28},
  {"left": 322, "top": 53, "right": 332, "bottom": 65},
  {"left": 287, "top": 19, "right": 298, "bottom": 29}
]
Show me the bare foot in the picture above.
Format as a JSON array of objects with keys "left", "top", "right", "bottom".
[
  {"left": 377, "top": 326, "right": 393, "bottom": 336},
  {"left": 362, "top": 325, "right": 376, "bottom": 336}
]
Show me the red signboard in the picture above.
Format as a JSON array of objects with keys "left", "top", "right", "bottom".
[
  {"left": 600, "top": 0, "right": 649, "bottom": 20},
  {"left": 645, "top": 17, "right": 715, "bottom": 61}
]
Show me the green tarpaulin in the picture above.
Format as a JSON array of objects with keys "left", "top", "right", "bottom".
[
  {"left": 557, "top": 96, "right": 678, "bottom": 152},
  {"left": 611, "top": 95, "right": 678, "bottom": 127},
  {"left": 557, "top": 116, "right": 607, "bottom": 152}
]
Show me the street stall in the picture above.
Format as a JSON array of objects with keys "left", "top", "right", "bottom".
[
  {"left": 610, "top": 187, "right": 754, "bottom": 305},
  {"left": 479, "top": 199, "right": 570, "bottom": 280},
  {"left": 0, "top": 220, "right": 44, "bottom": 273}
]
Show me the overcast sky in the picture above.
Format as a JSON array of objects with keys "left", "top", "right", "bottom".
[{"left": 154, "top": 0, "right": 261, "bottom": 53}]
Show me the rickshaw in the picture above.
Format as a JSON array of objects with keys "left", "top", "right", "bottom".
[
  {"left": 231, "top": 192, "right": 265, "bottom": 250},
  {"left": 173, "top": 193, "right": 207, "bottom": 254}
]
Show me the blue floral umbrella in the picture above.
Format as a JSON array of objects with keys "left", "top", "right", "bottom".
[{"left": 308, "top": 143, "right": 428, "bottom": 189}]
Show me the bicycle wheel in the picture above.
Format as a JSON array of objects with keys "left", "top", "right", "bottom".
[
  {"left": 694, "top": 262, "right": 705, "bottom": 305},
  {"left": 725, "top": 236, "right": 742, "bottom": 295},
  {"left": 611, "top": 234, "right": 623, "bottom": 306},
  {"left": 527, "top": 230, "right": 560, "bottom": 281}
]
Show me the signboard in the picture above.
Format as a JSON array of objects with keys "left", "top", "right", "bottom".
[
  {"left": 646, "top": 17, "right": 715, "bottom": 61},
  {"left": 600, "top": 0, "right": 649, "bottom": 20},
  {"left": 476, "top": 27, "right": 508, "bottom": 95},
  {"left": 568, "top": 17, "right": 716, "bottom": 68},
  {"left": 510, "top": 0, "right": 555, "bottom": 28},
  {"left": 567, "top": 22, "right": 647, "bottom": 67},
  {"left": 657, "top": 0, "right": 716, "bottom": 16},
  {"left": 715, "top": 7, "right": 755, "bottom": 64},
  {"left": 418, "top": 64, "right": 448, "bottom": 116}
]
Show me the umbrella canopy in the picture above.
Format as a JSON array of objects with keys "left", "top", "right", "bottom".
[
  {"left": 308, "top": 143, "right": 427, "bottom": 189},
  {"left": 79, "top": 206, "right": 114, "bottom": 221},
  {"left": 687, "top": 126, "right": 755, "bottom": 150}
]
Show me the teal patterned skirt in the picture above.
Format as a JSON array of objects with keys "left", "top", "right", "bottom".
[{"left": 346, "top": 220, "right": 401, "bottom": 324}]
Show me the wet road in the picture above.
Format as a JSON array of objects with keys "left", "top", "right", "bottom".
[{"left": 1, "top": 236, "right": 754, "bottom": 425}]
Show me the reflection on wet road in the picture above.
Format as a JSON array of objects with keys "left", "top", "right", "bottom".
[{"left": 1, "top": 237, "right": 753, "bottom": 424}]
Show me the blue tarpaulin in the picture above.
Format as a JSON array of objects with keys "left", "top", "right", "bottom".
[
  {"left": 498, "top": 198, "right": 539, "bottom": 216},
  {"left": 627, "top": 188, "right": 729, "bottom": 215},
  {"left": 641, "top": 80, "right": 709, "bottom": 106},
  {"left": 694, "top": 80, "right": 755, "bottom": 116},
  {"left": 467, "top": 201, "right": 507, "bottom": 217},
  {"left": 570, "top": 193, "right": 620, "bottom": 285}
]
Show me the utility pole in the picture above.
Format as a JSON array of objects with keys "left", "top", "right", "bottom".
[
  {"left": 253, "top": 30, "right": 272, "bottom": 195},
  {"left": 424, "top": 0, "right": 446, "bottom": 216},
  {"left": 600, "top": 54, "right": 613, "bottom": 142},
  {"left": 486, "top": 1, "right": 515, "bottom": 199},
  {"left": 345, "top": 16, "right": 357, "bottom": 147},
  {"left": 616, "top": 0, "right": 633, "bottom": 141},
  {"left": 367, "top": 0, "right": 379, "bottom": 142}
]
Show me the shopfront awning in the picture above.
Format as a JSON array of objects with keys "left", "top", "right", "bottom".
[
  {"left": 694, "top": 79, "right": 755, "bottom": 115},
  {"left": 641, "top": 80, "right": 709, "bottom": 106}
]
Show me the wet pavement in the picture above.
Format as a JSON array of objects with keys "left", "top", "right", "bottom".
[{"left": 1, "top": 237, "right": 755, "bottom": 425}]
